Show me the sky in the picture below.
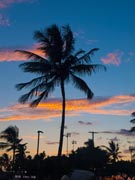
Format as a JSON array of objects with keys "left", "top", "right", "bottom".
[{"left": 0, "top": 0, "right": 135, "bottom": 160}]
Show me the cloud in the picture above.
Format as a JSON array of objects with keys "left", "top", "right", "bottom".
[
  {"left": 101, "top": 51, "right": 124, "bottom": 66},
  {"left": 0, "top": 45, "right": 45, "bottom": 62},
  {"left": 78, "top": 121, "right": 92, "bottom": 125},
  {"left": 0, "top": 0, "right": 37, "bottom": 9},
  {"left": 46, "top": 141, "right": 59, "bottom": 145},
  {"left": 0, "top": 0, "right": 37, "bottom": 26},
  {"left": 117, "top": 129, "right": 135, "bottom": 136},
  {"left": 0, "top": 94, "right": 135, "bottom": 122},
  {"left": 71, "top": 132, "right": 80, "bottom": 136},
  {"left": 0, "top": 13, "right": 10, "bottom": 26}
]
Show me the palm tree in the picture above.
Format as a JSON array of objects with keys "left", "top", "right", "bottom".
[
  {"left": 101, "top": 140, "right": 121, "bottom": 163},
  {"left": 15, "top": 24, "right": 106, "bottom": 157},
  {"left": 129, "top": 112, "right": 135, "bottom": 132},
  {"left": 0, "top": 126, "right": 22, "bottom": 166}
]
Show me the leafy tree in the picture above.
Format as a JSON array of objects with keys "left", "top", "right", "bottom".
[
  {"left": 101, "top": 140, "right": 121, "bottom": 163},
  {"left": 0, "top": 126, "right": 22, "bottom": 167},
  {"left": 15, "top": 24, "right": 106, "bottom": 157}
]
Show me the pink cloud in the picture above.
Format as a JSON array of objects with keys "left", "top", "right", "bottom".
[
  {"left": 101, "top": 51, "right": 124, "bottom": 66},
  {"left": 0, "top": 0, "right": 37, "bottom": 8},
  {"left": 0, "top": 95, "right": 135, "bottom": 122},
  {"left": 0, "top": 45, "right": 44, "bottom": 61}
]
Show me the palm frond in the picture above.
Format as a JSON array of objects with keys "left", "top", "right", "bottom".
[
  {"left": 0, "top": 142, "right": 10, "bottom": 149},
  {"left": 30, "top": 90, "right": 48, "bottom": 107},
  {"left": 74, "top": 49, "right": 85, "bottom": 57},
  {"left": 16, "top": 75, "right": 46, "bottom": 91},
  {"left": 15, "top": 50, "right": 46, "bottom": 61},
  {"left": 62, "top": 25, "right": 75, "bottom": 57},
  {"left": 72, "top": 64, "right": 106, "bottom": 75},
  {"left": 130, "top": 118, "right": 135, "bottom": 123},
  {"left": 129, "top": 126, "right": 135, "bottom": 132},
  {"left": 19, "top": 61, "right": 51, "bottom": 74},
  {"left": 132, "top": 112, "right": 135, "bottom": 116},
  {"left": 70, "top": 74, "right": 94, "bottom": 99},
  {"left": 78, "top": 48, "right": 99, "bottom": 63}
]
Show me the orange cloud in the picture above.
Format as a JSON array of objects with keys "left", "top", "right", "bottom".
[
  {"left": 101, "top": 51, "right": 124, "bottom": 66},
  {"left": 0, "top": 95, "right": 135, "bottom": 122},
  {"left": 0, "top": 45, "right": 45, "bottom": 62}
]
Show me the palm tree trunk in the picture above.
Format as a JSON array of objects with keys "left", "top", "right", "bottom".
[{"left": 58, "top": 79, "right": 66, "bottom": 157}]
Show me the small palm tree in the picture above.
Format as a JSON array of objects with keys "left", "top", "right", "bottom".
[
  {"left": 0, "top": 126, "right": 22, "bottom": 166},
  {"left": 101, "top": 140, "right": 121, "bottom": 163},
  {"left": 15, "top": 24, "right": 106, "bottom": 157}
]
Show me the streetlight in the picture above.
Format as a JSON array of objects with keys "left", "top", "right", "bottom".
[
  {"left": 88, "top": 131, "right": 98, "bottom": 147},
  {"left": 72, "top": 140, "right": 77, "bottom": 151},
  {"left": 37, "top": 130, "right": 44, "bottom": 155},
  {"left": 64, "top": 133, "right": 71, "bottom": 156}
]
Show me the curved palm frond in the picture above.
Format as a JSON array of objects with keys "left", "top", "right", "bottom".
[
  {"left": 129, "top": 126, "right": 135, "bottom": 132},
  {"left": 72, "top": 64, "right": 106, "bottom": 75},
  {"left": 78, "top": 48, "right": 99, "bottom": 63},
  {"left": 0, "top": 142, "right": 10, "bottom": 149},
  {"left": 16, "top": 75, "right": 47, "bottom": 90},
  {"left": 74, "top": 49, "right": 85, "bottom": 57},
  {"left": 130, "top": 118, "right": 135, "bottom": 123},
  {"left": 15, "top": 50, "right": 46, "bottom": 61},
  {"left": 19, "top": 61, "right": 51, "bottom": 74},
  {"left": 70, "top": 74, "right": 94, "bottom": 99}
]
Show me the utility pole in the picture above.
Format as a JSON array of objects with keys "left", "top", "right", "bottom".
[{"left": 37, "top": 130, "right": 44, "bottom": 155}]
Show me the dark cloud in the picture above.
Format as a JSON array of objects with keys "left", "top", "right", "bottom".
[
  {"left": 71, "top": 132, "right": 80, "bottom": 136},
  {"left": 78, "top": 121, "right": 92, "bottom": 125},
  {"left": 46, "top": 141, "right": 59, "bottom": 145}
]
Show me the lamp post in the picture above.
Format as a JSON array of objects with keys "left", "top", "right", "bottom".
[
  {"left": 64, "top": 133, "right": 71, "bottom": 156},
  {"left": 72, "top": 140, "right": 77, "bottom": 151},
  {"left": 88, "top": 131, "right": 98, "bottom": 147},
  {"left": 37, "top": 130, "right": 44, "bottom": 155}
]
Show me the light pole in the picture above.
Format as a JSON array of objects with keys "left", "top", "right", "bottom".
[
  {"left": 88, "top": 131, "right": 98, "bottom": 147},
  {"left": 64, "top": 133, "right": 71, "bottom": 156},
  {"left": 37, "top": 130, "right": 44, "bottom": 155},
  {"left": 72, "top": 140, "right": 77, "bottom": 151}
]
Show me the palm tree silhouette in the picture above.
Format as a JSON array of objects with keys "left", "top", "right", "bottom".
[
  {"left": 101, "top": 140, "right": 121, "bottom": 163},
  {"left": 0, "top": 126, "right": 22, "bottom": 167},
  {"left": 130, "top": 112, "right": 135, "bottom": 132},
  {"left": 15, "top": 24, "right": 106, "bottom": 157}
]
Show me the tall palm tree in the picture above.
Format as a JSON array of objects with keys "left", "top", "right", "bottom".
[
  {"left": 101, "top": 140, "right": 121, "bottom": 163},
  {"left": 15, "top": 24, "right": 106, "bottom": 157},
  {"left": 0, "top": 126, "right": 22, "bottom": 166}
]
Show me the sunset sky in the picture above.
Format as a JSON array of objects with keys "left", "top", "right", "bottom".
[{"left": 0, "top": 0, "right": 135, "bottom": 159}]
